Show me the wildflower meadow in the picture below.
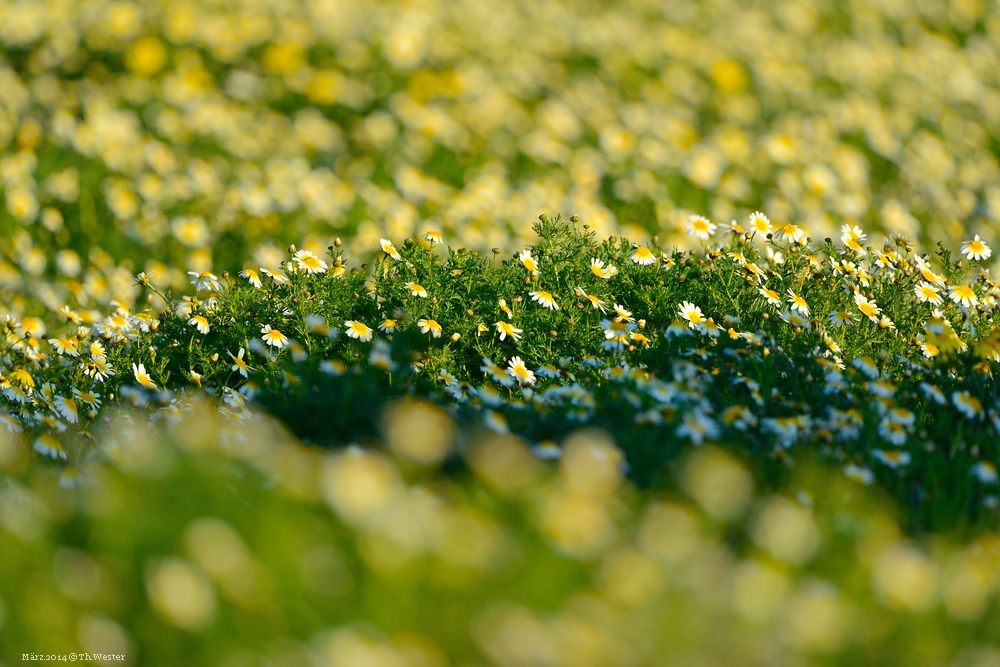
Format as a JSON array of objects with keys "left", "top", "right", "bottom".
[{"left": 3, "top": 1, "right": 1000, "bottom": 665}]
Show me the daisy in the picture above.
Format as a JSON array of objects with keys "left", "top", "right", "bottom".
[
  {"left": 873, "top": 449, "right": 911, "bottom": 468},
  {"left": 60, "top": 306, "right": 82, "bottom": 324},
  {"left": 745, "top": 262, "right": 767, "bottom": 283},
  {"left": 841, "top": 224, "right": 867, "bottom": 256},
  {"left": 950, "top": 283, "right": 979, "bottom": 308},
  {"left": 483, "top": 410, "right": 509, "bottom": 434},
  {"left": 380, "top": 238, "right": 402, "bottom": 260},
  {"left": 604, "top": 319, "right": 633, "bottom": 340},
  {"left": 630, "top": 245, "right": 656, "bottom": 265},
  {"left": 498, "top": 299, "right": 513, "bottom": 319},
  {"left": 422, "top": 230, "right": 443, "bottom": 245},
  {"left": 574, "top": 287, "right": 607, "bottom": 313},
  {"left": 678, "top": 301, "right": 705, "bottom": 328},
  {"left": 590, "top": 258, "right": 617, "bottom": 279},
  {"left": 417, "top": 318, "right": 443, "bottom": 338},
  {"left": 260, "top": 268, "right": 290, "bottom": 285},
  {"left": 786, "top": 289, "right": 810, "bottom": 316},
  {"left": 748, "top": 211, "right": 771, "bottom": 236},
  {"left": 676, "top": 410, "right": 720, "bottom": 445},
  {"left": 759, "top": 287, "right": 781, "bottom": 306},
  {"left": 74, "top": 389, "right": 101, "bottom": 409},
  {"left": 344, "top": 320, "right": 374, "bottom": 342},
  {"left": 239, "top": 268, "right": 262, "bottom": 288},
  {"left": 33, "top": 435, "right": 67, "bottom": 461},
  {"left": 189, "top": 315, "right": 210, "bottom": 334},
  {"left": 854, "top": 294, "right": 881, "bottom": 322},
  {"left": 54, "top": 396, "right": 79, "bottom": 424},
  {"left": 48, "top": 337, "right": 79, "bottom": 356},
  {"left": 189, "top": 271, "right": 222, "bottom": 292},
  {"left": 481, "top": 357, "right": 515, "bottom": 387},
  {"left": 914, "top": 283, "right": 943, "bottom": 305},
  {"left": 306, "top": 315, "right": 330, "bottom": 336},
  {"left": 953, "top": 391, "right": 983, "bottom": 420},
  {"left": 229, "top": 347, "right": 254, "bottom": 378},
  {"left": 869, "top": 379, "right": 897, "bottom": 398},
  {"left": 261, "top": 324, "right": 289, "bottom": 348},
  {"left": 519, "top": 249, "right": 539, "bottom": 275},
  {"left": 132, "top": 363, "right": 157, "bottom": 389},
  {"left": 529, "top": 290, "right": 560, "bottom": 310},
  {"left": 961, "top": 235, "right": 992, "bottom": 261},
  {"left": 844, "top": 464, "right": 874, "bottom": 486},
  {"left": 701, "top": 318, "right": 721, "bottom": 338},
  {"left": 404, "top": 282, "right": 428, "bottom": 298},
  {"left": 84, "top": 357, "right": 114, "bottom": 382},
  {"left": 507, "top": 356, "right": 536, "bottom": 386},
  {"left": 369, "top": 341, "right": 396, "bottom": 371},
  {"left": 685, "top": 215, "right": 717, "bottom": 240},
  {"left": 919, "top": 267, "right": 946, "bottom": 286},
  {"left": 730, "top": 218, "right": 746, "bottom": 234},
  {"left": 920, "top": 382, "right": 946, "bottom": 405},
  {"left": 972, "top": 461, "right": 998, "bottom": 484},
  {"left": 495, "top": 321, "right": 523, "bottom": 342},
  {"left": 379, "top": 319, "right": 397, "bottom": 333},
  {"left": 613, "top": 303, "right": 634, "bottom": 322},
  {"left": 774, "top": 223, "right": 806, "bottom": 244},
  {"left": 780, "top": 310, "right": 809, "bottom": 328},
  {"left": 828, "top": 310, "right": 858, "bottom": 327},
  {"left": 293, "top": 249, "right": 328, "bottom": 274}
]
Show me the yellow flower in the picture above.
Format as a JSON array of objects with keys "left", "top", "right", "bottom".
[
  {"left": 590, "top": 258, "right": 618, "bottom": 279},
  {"left": 786, "top": 289, "right": 810, "bottom": 316},
  {"left": 189, "top": 315, "right": 210, "bottom": 334},
  {"left": 240, "top": 269, "right": 261, "bottom": 289},
  {"left": 229, "top": 348, "right": 254, "bottom": 378},
  {"left": 630, "top": 245, "right": 656, "bottom": 265},
  {"left": 345, "top": 320, "right": 373, "bottom": 342},
  {"left": 961, "top": 235, "right": 991, "bottom": 261},
  {"left": 685, "top": 215, "right": 717, "bottom": 240},
  {"left": 495, "top": 321, "right": 523, "bottom": 342},
  {"left": 293, "top": 249, "right": 328, "bottom": 274},
  {"left": 519, "top": 249, "right": 539, "bottom": 275},
  {"left": 529, "top": 290, "right": 559, "bottom": 310},
  {"left": 261, "top": 324, "right": 289, "bottom": 348},
  {"left": 380, "top": 238, "right": 402, "bottom": 261},
  {"left": 950, "top": 284, "right": 978, "bottom": 308},
  {"left": 417, "top": 318, "right": 443, "bottom": 338},
  {"left": 405, "top": 282, "right": 428, "bottom": 298},
  {"left": 132, "top": 363, "right": 157, "bottom": 389},
  {"left": 678, "top": 301, "right": 705, "bottom": 328},
  {"left": 507, "top": 356, "right": 536, "bottom": 386},
  {"left": 748, "top": 211, "right": 771, "bottom": 235}
]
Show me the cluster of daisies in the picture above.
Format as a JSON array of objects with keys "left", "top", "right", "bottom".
[{"left": 3, "top": 211, "right": 999, "bottom": 523}]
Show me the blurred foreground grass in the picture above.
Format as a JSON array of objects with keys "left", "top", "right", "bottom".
[{"left": 4, "top": 399, "right": 1000, "bottom": 666}]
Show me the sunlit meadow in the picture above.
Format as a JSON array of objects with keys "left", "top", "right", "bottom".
[{"left": 2, "top": 0, "right": 1000, "bottom": 664}]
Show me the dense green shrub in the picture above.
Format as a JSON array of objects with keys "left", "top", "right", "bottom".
[{"left": 2, "top": 213, "right": 996, "bottom": 531}]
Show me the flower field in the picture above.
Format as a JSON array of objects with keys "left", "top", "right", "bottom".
[{"left": 3, "top": 0, "right": 1000, "bottom": 664}]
